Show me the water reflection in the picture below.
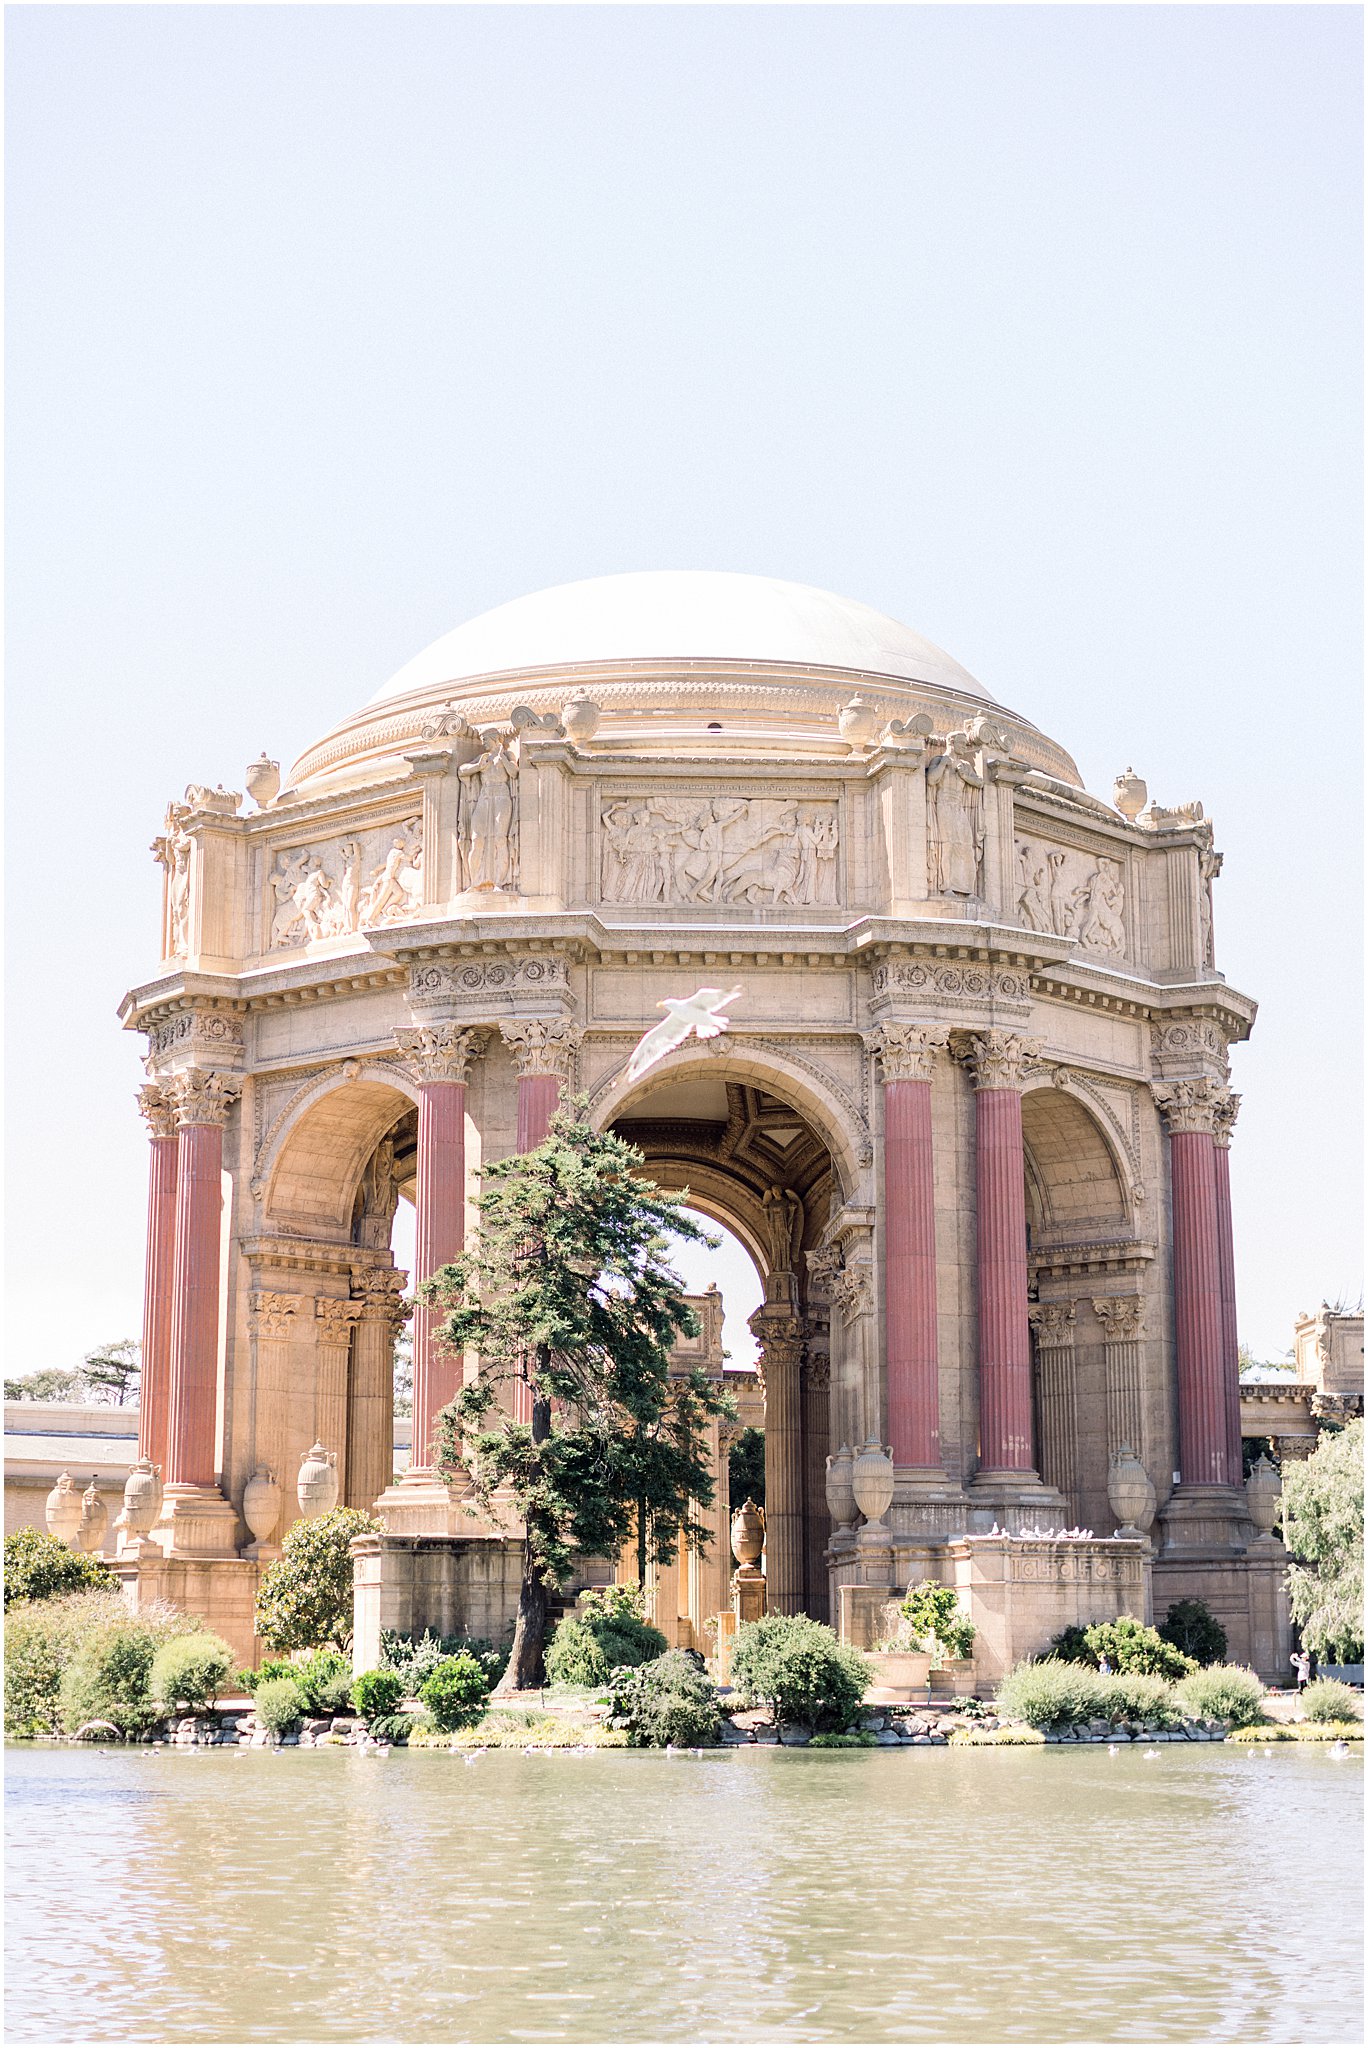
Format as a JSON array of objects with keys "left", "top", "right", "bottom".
[{"left": 5, "top": 1745, "right": 1362, "bottom": 2043}]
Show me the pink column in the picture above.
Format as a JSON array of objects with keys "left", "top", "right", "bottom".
[
  {"left": 410, "top": 1078, "right": 467, "bottom": 1469},
  {"left": 878, "top": 1026, "right": 945, "bottom": 1470},
  {"left": 165, "top": 1071, "right": 239, "bottom": 1488},
  {"left": 1159, "top": 1080, "right": 1234, "bottom": 1488},
  {"left": 136, "top": 1086, "right": 179, "bottom": 1471},
  {"left": 517, "top": 1073, "right": 561, "bottom": 1152},
  {"left": 965, "top": 1032, "right": 1037, "bottom": 1476},
  {"left": 1213, "top": 1104, "right": 1243, "bottom": 1478}
]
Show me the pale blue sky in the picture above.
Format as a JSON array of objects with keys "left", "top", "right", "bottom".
[{"left": 6, "top": 5, "right": 1361, "bottom": 1372}]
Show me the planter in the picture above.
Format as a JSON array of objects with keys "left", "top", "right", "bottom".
[
  {"left": 865, "top": 1651, "right": 977, "bottom": 1702},
  {"left": 296, "top": 1443, "right": 339, "bottom": 1520},
  {"left": 44, "top": 1472, "right": 83, "bottom": 1547}
]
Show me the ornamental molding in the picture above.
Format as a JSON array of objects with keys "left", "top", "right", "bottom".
[
  {"left": 315, "top": 1296, "right": 365, "bottom": 1345},
  {"left": 870, "top": 1022, "right": 948, "bottom": 1085},
  {"left": 1092, "top": 1295, "right": 1145, "bottom": 1344},
  {"left": 409, "top": 955, "right": 571, "bottom": 1014},
  {"left": 1152, "top": 1076, "right": 1234, "bottom": 1137},
  {"left": 169, "top": 1068, "right": 242, "bottom": 1128},
  {"left": 394, "top": 1023, "right": 488, "bottom": 1085},
  {"left": 136, "top": 1084, "right": 178, "bottom": 1141},
  {"left": 1149, "top": 1018, "right": 1231, "bottom": 1081},
  {"left": 145, "top": 1006, "right": 245, "bottom": 1071},
  {"left": 248, "top": 1291, "right": 306, "bottom": 1340},
  {"left": 1028, "top": 1301, "right": 1077, "bottom": 1349},
  {"left": 500, "top": 1017, "right": 583, "bottom": 1085},
  {"left": 868, "top": 958, "right": 1031, "bottom": 1014},
  {"left": 953, "top": 1029, "right": 1043, "bottom": 1092}
]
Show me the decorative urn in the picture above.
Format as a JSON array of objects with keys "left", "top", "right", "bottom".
[
  {"left": 851, "top": 1438, "right": 896, "bottom": 1534},
  {"left": 243, "top": 1466, "right": 282, "bottom": 1546},
  {"left": 1107, "top": 1444, "right": 1156, "bottom": 1538},
  {"left": 77, "top": 1479, "right": 108, "bottom": 1555},
  {"left": 244, "top": 754, "right": 281, "bottom": 809},
  {"left": 119, "top": 1458, "right": 163, "bottom": 1543},
  {"left": 730, "top": 1498, "right": 765, "bottom": 1571},
  {"left": 824, "top": 1444, "right": 857, "bottom": 1533},
  {"left": 1245, "top": 1455, "right": 1282, "bottom": 1539},
  {"left": 1112, "top": 767, "right": 1148, "bottom": 820},
  {"left": 837, "top": 694, "right": 880, "bottom": 749},
  {"left": 560, "top": 693, "right": 601, "bottom": 744},
  {"left": 296, "top": 1443, "right": 339, "bottom": 1520},
  {"left": 44, "top": 1471, "right": 83, "bottom": 1547}
]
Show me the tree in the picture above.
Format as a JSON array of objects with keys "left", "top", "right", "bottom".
[
  {"left": 254, "top": 1508, "right": 383, "bottom": 1652},
  {"left": 3, "top": 1368, "right": 88, "bottom": 1403},
  {"left": 82, "top": 1340, "right": 141, "bottom": 1406},
  {"left": 1282, "top": 1419, "right": 1364, "bottom": 1662},
  {"left": 428, "top": 1100, "right": 729, "bottom": 1691},
  {"left": 4, "top": 1528, "right": 118, "bottom": 1608},
  {"left": 393, "top": 1329, "right": 413, "bottom": 1420}
]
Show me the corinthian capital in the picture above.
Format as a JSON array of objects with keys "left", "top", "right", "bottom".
[
  {"left": 956, "top": 1029, "right": 1043, "bottom": 1092},
  {"left": 248, "top": 1291, "right": 304, "bottom": 1341},
  {"left": 169, "top": 1068, "right": 242, "bottom": 1128},
  {"left": 501, "top": 1018, "right": 583, "bottom": 1086},
  {"left": 395, "top": 1023, "right": 487, "bottom": 1085},
  {"left": 314, "top": 1296, "right": 364, "bottom": 1346},
  {"left": 872, "top": 1022, "right": 948, "bottom": 1084},
  {"left": 136, "top": 1084, "right": 178, "bottom": 1140},
  {"left": 1212, "top": 1091, "right": 1241, "bottom": 1150},
  {"left": 355, "top": 1268, "right": 413, "bottom": 1337},
  {"left": 829, "top": 1264, "right": 875, "bottom": 1327},
  {"left": 1028, "top": 1301, "right": 1077, "bottom": 1349},
  {"left": 1092, "top": 1295, "right": 1145, "bottom": 1344},
  {"left": 1152, "top": 1076, "right": 1232, "bottom": 1137}
]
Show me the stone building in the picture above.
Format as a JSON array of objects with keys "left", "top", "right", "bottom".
[{"left": 114, "top": 571, "right": 1288, "bottom": 1674}]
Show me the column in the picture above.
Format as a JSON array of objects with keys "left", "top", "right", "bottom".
[
  {"left": 875, "top": 1025, "right": 947, "bottom": 1471},
  {"left": 245, "top": 1289, "right": 303, "bottom": 1540},
  {"left": 1213, "top": 1092, "right": 1243, "bottom": 1479},
  {"left": 1028, "top": 1301, "right": 1079, "bottom": 1513},
  {"left": 1154, "top": 1078, "right": 1234, "bottom": 1489},
  {"left": 136, "top": 1084, "right": 179, "bottom": 1472},
  {"left": 394, "top": 1024, "right": 485, "bottom": 1470},
  {"left": 502, "top": 1017, "right": 583, "bottom": 1150},
  {"left": 751, "top": 1305, "right": 805, "bottom": 1614},
  {"left": 314, "top": 1296, "right": 363, "bottom": 1495},
  {"left": 1093, "top": 1295, "right": 1146, "bottom": 1457},
  {"left": 963, "top": 1031, "right": 1039, "bottom": 1476},
  {"left": 347, "top": 1272, "right": 410, "bottom": 1512},
  {"left": 801, "top": 1350, "right": 831, "bottom": 1622},
  {"left": 165, "top": 1068, "right": 240, "bottom": 1490}
]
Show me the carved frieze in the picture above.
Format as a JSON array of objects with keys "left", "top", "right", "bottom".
[
  {"left": 869, "top": 960, "right": 1031, "bottom": 1010},
  {"left": 146, "top": 1008, "right": 245, "bottom": 1067},
  {"left": 599, "top": 795, "right": 839, "bottom": 908},
  {"left": 267, "top": 817, "right": 422, "bottom": 949},
  {"left": 1150, "top": 1018, "right": 1230, "bottom": 1078},
  {"left": 501, "top": 1018, "right": 583, "bottom": 1086},
  {"left": 1152, "top": 1076, "right": 1234, "bottom": 1137},
  {"left": 1015, "top": 839, "right": 1126, "bottom": 957},
  {"left": 871, "top": 1022, "right": 947, "bottom": 1084},
  {"left": 409, "top": 956, "right": 569, "bottom": 1011},
  {"left": 394, "top": 1024, "right": 487, "bottom": 1086}
]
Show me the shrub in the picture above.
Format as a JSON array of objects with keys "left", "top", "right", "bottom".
[
  {"left": 808, "top": 1730, "right": 877, "bottom": 1748},
  {"left": 607, "top": 1649, "right": 721, "bottom": 1747},
  {"left": 1282, "top": 1418, "right": 1364, "bottom": 1662},
  {"left": 59, "top": 1617, "right": 162, "bottom": 1736},
  {"left": 292, "top": 1647, "right": 354, "bottom": 1715},
  {"left": 1176, "top": 1663, "right": 1267, "bottom": 1728},
  {"left": 5, "top": 1592, "right": 192, "bottom": 1736},
  {"left": 995, "top": 1659, "right": 1184, "bottom": 1731},
  {"left": 1229, "top": 1722, "right": 1293, "bottom": 1743},
  {"left": 419, "top": 1653, "right": 492, "bottom": 1731},
  {"left": 380, "top": 1628, "right": 508, "bottom": 1695},
  {"left": 234, "top": 1658, "right": 296, "bottom": 1694},
  {"left": 4, "top": 1528, "right": 119, "bottom": 1608},
  {"left": 365, "top": 1712, "right": 417, "bottom": 1743},
  {"left": 545, "top": 1586, "right": 668, "bottom": 1688},
  {"left": 731, "top": 1615, "right": 871, "bottom": 1731},
  {"left": 1049, "top": 1615, "right": 1193, "bottom": 1678},
  {"left": 898, "top": 1581, "right": 976, "bottom": 1662},
  {"left": 151, "top": 1633, "right": 235, "bottom": 1713},
  {"left": 1101, "top": 1671, "right": 1186, "bottom": 1728},
  {"left": 352, "top": 1668, "right": 405, "bottom": 1720},
  {"left": 254, "top": 1677, "right": 305, "bottom": 1736},
  {"left": 254, "top": 1508, "right": 383, "bottom": 1652},
  {"left": 1158, "top": 1598, "right": 1228, "bottom": 1668},
  {"left": 949, "top": 1724, "right": 1048, "bottom": 1745},
  {"left": 1301, "top": 1679, "right": 1363, "bottom": 1724}
]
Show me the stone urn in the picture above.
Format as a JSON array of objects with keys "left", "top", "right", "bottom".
[
  {"left": 851, "top": 1438, "right": 896, "bottom": 1537},
  {"left": 297, "top": 1443, "right": 339, "bottom": 1520},
  {"left": 837, "top": 695, "right": 880, "bottom": 749},
  {"left": 77, "top": 1479, "right": 108, "bottom": 1555},
  {"left": 1107, "top": 1444, "right": 1156, "bottom": 1538},
  {"left": 730, "top": 1498, "right": 765, "bottom": 1571},
  {"left": 243, "top": 1466, "right": 282, "bottom": 1546},
  {"left": 1112, "top": 767, "right": 1148, "bottom": 820},
  {"left": 118, "top": 1458, "right": 163, "bottom": 1544},
  {"left": 825, "top": 1443, "right": 858, "bottom": 1534},
  {"left": 44, "top": 1471, "right": 83, "bottom": 1548},
  {"left": 561, "top": 693, "right": 601, "bottom": 744},
  {"left": 1245, "top": 1455, "right": 1282, "bottom": 1540},
  {"left": 245, "top": 754, "right": 281, "bottom": 809}
]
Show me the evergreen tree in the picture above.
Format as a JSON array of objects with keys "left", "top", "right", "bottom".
[
  {"left": 428, "top": 1101, "right": 730, "bottom": 1690},
  {"left": 82, "top": 1340, "right": 141, "bottom": 1406},
  {"left": 1282, "top": 1419, "right": 1364, "bottom": 1662}
]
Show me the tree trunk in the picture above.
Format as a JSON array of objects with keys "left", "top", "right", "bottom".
[{"left": 494, "top": 1369, "right": 553, "bottom": 1694}]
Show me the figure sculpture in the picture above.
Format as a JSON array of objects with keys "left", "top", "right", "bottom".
[
  {"left": 925, "top": 735, "right": 985, "bottom": 897},
  {"left": 1072, "top": 858, "right": 1126, "bottom": 956},
  {"left": 459, "top": 732, "right": 518, "bottom": 892},
  {"left": 600, "top": 796, "right": 838, "bottom": 908}
]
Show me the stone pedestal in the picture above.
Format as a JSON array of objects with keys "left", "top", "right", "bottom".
[
  {"left": 111, "top": 1552, "right": 262, "bottom": 1669},
  {"left": 731, "top": 1564, "right": 766, "bottom": 1624},
  {"left": 947, "top": 1533, "right": 1150, "bottom": 1686},
  {"left": 350, "top": 1531, "right": 525, "bottom": 1676}
]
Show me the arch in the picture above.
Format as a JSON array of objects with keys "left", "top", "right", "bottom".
[
  {"left": 259, "top": 1063, "right": 421, "bottom": 1237},
  {"left": 1019, "top": 1077, "right": 1133, "bottom": 1240}
]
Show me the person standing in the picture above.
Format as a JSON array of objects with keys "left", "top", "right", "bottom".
[{"left": 1291, "top": 1649, "right": 1311, "bottom": 1693}]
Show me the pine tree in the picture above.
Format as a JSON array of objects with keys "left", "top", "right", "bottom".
[
  {"left": 427, "top": 1101, "right": 730, "bottom": 1690},
  {"left": 81, "top": 1340, "right": 141, "bottom": 1406}
]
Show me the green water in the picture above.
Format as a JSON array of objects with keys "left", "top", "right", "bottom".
[{"left": 5, "top": 1742, "right": 1362, "bottom": 2043}]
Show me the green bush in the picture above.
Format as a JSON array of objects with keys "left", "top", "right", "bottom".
[
  {"left": 545, "top": 1586, "right": 668, "bottom": 1688},
  {"left": 254, "top": 1508, "right": 383, "bottom": 1653},
  {"left": 1287, "top": 1720, "right": 1363, "bottom": 1742},
  {"left": 1158, "top": 1598, "right": 1228, "bottom": 1668},
  {"left": 607, "top": 1649, "right": 721, "bottom": 1747},
  {"left": 1176, "top": 1663, "right": 1267, "bottom": 1728},
  {"left": 1301, "top": 1678, "right": 1363, "bottom": 1724},
  {"left": 898, "top": 1581, "right": 976, "bottom": 1662},
  {"left": 808, "top": 1730, "right": 877, "bottom": 1748},
  {"left": 292, "top": 1647, "right": 354, "bottom": 1715},
  {"left": 59, "top": 1617, "right": 162, "bottom": 1736},
  {"left": 731, "top": 1615, "right": 871, "bottom": 1732},
  {"left": 1049, "top": 1615, "right": 1194, "bottom": 1678},
  {"left": 419, "top": 1653, "right": 492, "bottom": 1730},
  {"left": 995, "top": 1659, "right": 1185, "bottom": 1731},
  {"left": 1101, "top": 1671, "right": 1186, "bottom": 1728},
  {"left": 365, "top": 1711, "right": 417, "bottom": 1743},
  {"left": 151, "top": 1633, "right": 234, "bottom": 1713},
  {"left": 234, "top": 1658, "right": 296, "bottom": 1694},
  {"left": 380, "top": 1629, "right": 508, "bottom": 1695},
  {"left": 5, "top": 1592, "right": 193, "bottom": 1736},
  {"left": 4, "top": 1528, "right": 118, "bottom": 1609},
  {"left": 949, "top": 1723, "right": 1048, "bottom": 1745},
  {"left": 352, "top": 1668, "right": 405, "bottom": 1720},
  {"left": 254, "top": 1677, "right": 305, "bottom": 1735}
]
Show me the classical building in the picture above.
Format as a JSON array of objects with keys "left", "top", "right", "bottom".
[{"left": 114, "top": 570, "right": 1289, "bottom": 1674}]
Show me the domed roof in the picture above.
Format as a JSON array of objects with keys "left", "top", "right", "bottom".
[{"left": 368, "top": 571, "right": 993, "bottom": 707}]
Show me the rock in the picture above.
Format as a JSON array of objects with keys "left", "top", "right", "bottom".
[
  {"left": 330, "top": 1717, "right": 363, "bottom": 1734},
  {"left": 929, "top": 1733, "right": 948, "bottom": 1745},
  {"left": 302, "top": 1718, "right": 332, "bottom": 1736},
  {"left": 729, "top": 1709, "right": 771, "bottom": 1732},
  {"left": 720, "top": 1725, "right": 751, "bottom": 1745},
  {"left": 280, "top": 1734, "right": 300, "bottom": 1747},
  {"left": 753, "top": 1730, "right": 779, "bottom": 1745},
  {"left": 1087, "top": 1719, "right": 1111, "bottom": 1737},
  {"left": 911, "top": 1734, "right": 933, "bottom": 1745},
  {"left": 859, "top": 1714, "right": 886, "bottom": 1732},
  {"left": 779, "top": 1730, "right": 811, "bottom": 1747},
  {"left": 875, "top": 1731, "right": 901, "bottom": 1746}
]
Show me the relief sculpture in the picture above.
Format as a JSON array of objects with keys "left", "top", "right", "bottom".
[
  {"left": 600, "top": 796, "right": 838, "bottom": 908},
  {"left": 1016, "top": 839, "right": 1127, "bottom": 958},
  {"left": 457, "top": 731, "right": 520, "bottom": 893},
  {"left": 268, "top": 818, "right": 422, "bottom": 948},
  {"left": 925, "top": 735, "right": 985, "bottom": 898}
]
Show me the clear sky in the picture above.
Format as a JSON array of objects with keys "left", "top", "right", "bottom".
[{"left": 6, "top": 5, "right": 1361, "bottom": 1373}]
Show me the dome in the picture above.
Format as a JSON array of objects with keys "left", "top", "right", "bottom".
[{"left": 368, "top": 571, "right": 994, "bottom": 707}]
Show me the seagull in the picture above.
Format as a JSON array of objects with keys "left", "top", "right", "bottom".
[
  {"left": 1142, "top": 1748, "right": 1160, "bottom": 1760},
  {"left": 1329, "top": 1740, "right": 1349, "bottom": 1759},
  {"left": 626, "top": 988, "right": 743, "bottom": 1084}
]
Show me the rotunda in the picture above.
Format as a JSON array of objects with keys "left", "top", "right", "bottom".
[{"left": 116, "top": 571, "right": 1289, "bottom": 1677}]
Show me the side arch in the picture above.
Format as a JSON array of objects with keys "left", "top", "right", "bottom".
[
  {"left": 257, "top": 1062, "right": 422, "bottom": 1237},
  {"left": 1019, "top": 1075, "right": 1135, "bottom": 1240}
]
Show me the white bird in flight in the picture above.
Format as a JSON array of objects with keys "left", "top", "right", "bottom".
[{"left": 626, "top": 986, "right": 744, "bottom": 1084}]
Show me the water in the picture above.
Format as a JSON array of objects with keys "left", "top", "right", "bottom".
[{"left": 5, "top": 1743, "right": 1362, "bottom": 2043}]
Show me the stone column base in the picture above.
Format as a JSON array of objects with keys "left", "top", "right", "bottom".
[
  {"left": 967, "top": 1473, "right": 1070, "bottom": 1528},
  {"left": 1151, "top": 1532, "right": 1291, "bottom": 1682},
  {"left": 350, "top": 1532, "right": 525, "bottom": 1676},
  {"left": 373, "top": 1466, "right": 511, "bottom": 1538},
  {"left": 1157, "top": 1483, "right": 1250, "bottom": 1552},
  {"left": 110, "top": 1552, "right": 262, "bottom": 1669},
  {"left": 150, "top": 1483, "right": 241, "bottom": 1558}
]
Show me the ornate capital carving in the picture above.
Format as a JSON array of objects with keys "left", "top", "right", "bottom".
[
  {"left": 314, "top": 1296, "right": 364, "bottom": 1346},
  {"left": 1152, "top": 1076, "right": 1232, "bottom": 1136},
  {"left": 501, "top": 1017, "right": 583, "bottom": 1086},
  {"left": 805, "top": 1246, "right": 840, "bottom": 1301},
  {"left": 395, "top": 1023, "right": 487, "bottom": 1085},
  {"left": 830, "top": 1264, "right": 875, "bottom": 1327},
  {"left": 872, "top": 1022, "right": 947, "bottom": 1084},
  {"left": 248, "top": 1291, "right": 305, "bottom": 1341},
  {"left": 803, "top": 1351, "right": 832, "bottom": 1393},
  {"left": 1028, "top": 1301, "right": 1077, "bottom": 1349},
  {"left": 169, "top": 1068, "right": 241, "bottom": 1128},
  {"left": 136, "top": 1084, "right": 178, "bottom": 1141},
  {"left": 1212, "top": 1091, "right": 1241, "bottom": 1149},
  {"left": 955, "top": 1029, "right": 1042, "bottom": 1093},
  {"left": 145, "top": 1007, "right": 244, "bottom": 1070},
  {"left": 1092, "top": 1295, "right": 1145, "bottom": 1344},
  {"left": 355, "top": 1268, "right": 413, "bottom": 1337}
]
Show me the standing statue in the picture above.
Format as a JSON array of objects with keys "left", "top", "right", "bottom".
[
  {"left": 925, "top": 735, "right": 985, "bottom": 898},
  {"left": 355, "top": 1135, "right": 400, "bottom": 1249},
  {"left": 762, "top": 1186, "right": 801, "bottom": 1275},
  {"left": 459, "top": 733, "right": 518, "bottom": 892}
]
